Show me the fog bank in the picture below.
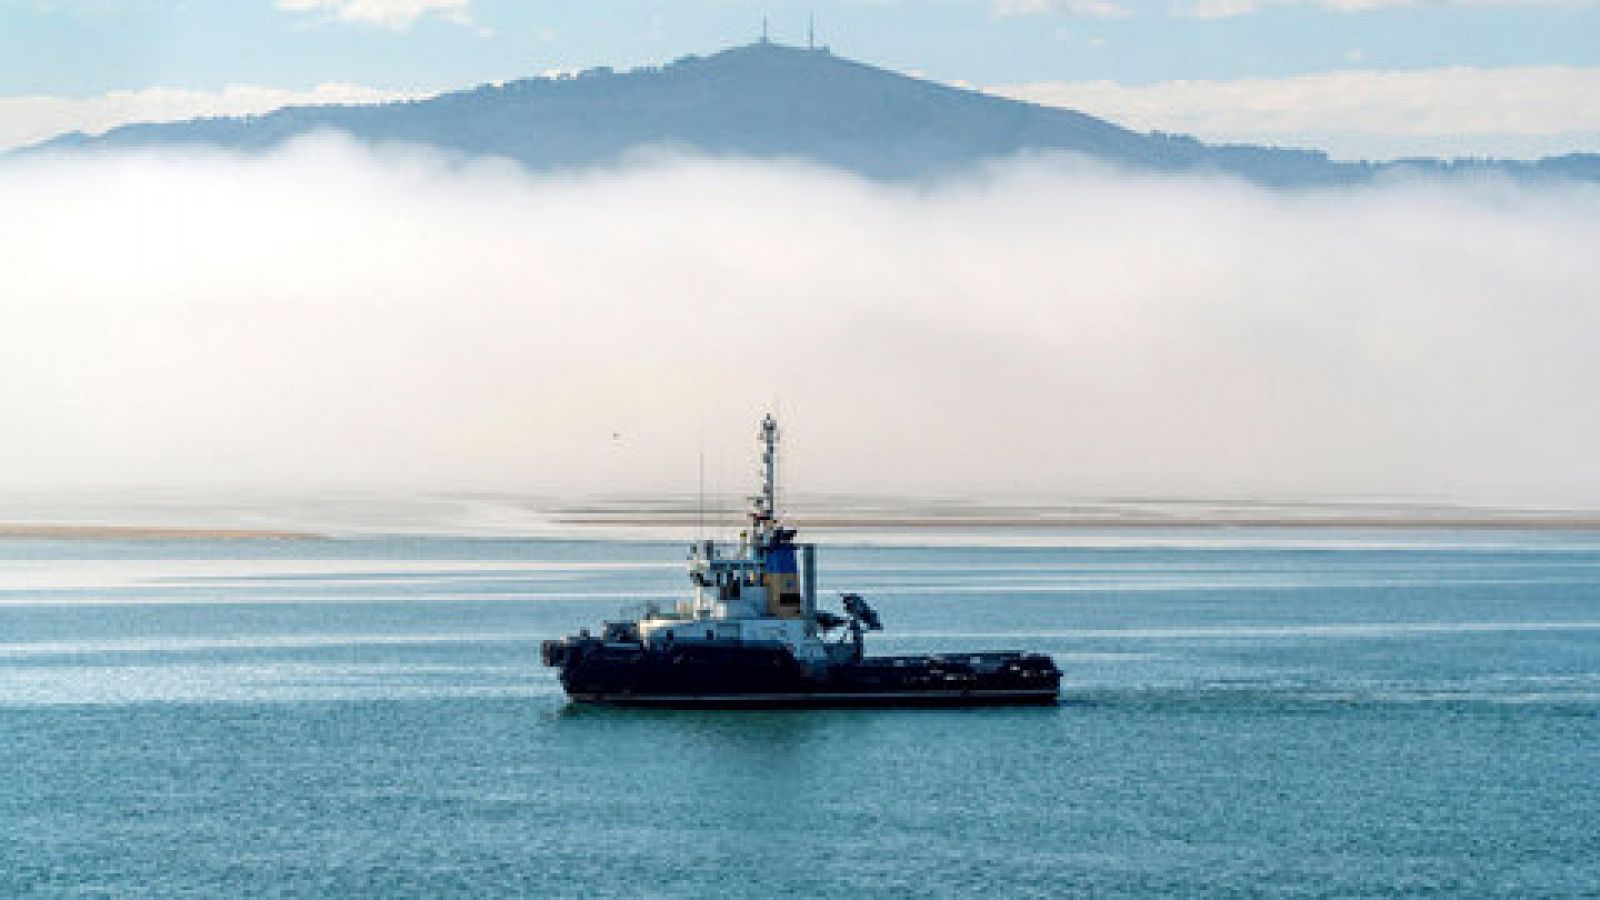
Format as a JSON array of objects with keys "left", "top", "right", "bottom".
[{"left": 5, "top": 136, "right": 1598, "bottom": 504}]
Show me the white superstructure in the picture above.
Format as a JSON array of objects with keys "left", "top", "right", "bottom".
[{"left": 627, "top": 414, "right": 837, "bottom": 665}]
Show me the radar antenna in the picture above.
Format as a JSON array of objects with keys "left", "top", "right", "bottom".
[{"left": 839, "top": 593, "right": 882, "bottom": 662}]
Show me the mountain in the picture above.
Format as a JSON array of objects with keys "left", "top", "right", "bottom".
[{"left": 30, "top": 40, "right": 1600, "bottom": 187}]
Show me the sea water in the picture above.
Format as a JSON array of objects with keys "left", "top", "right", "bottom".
[{"left": 3, "top": 530, "right": 1598, "bottom": 897}]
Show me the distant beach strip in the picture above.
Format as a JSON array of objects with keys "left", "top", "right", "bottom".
[
  {"left": 554, "top": 512, "right": 1600, "bottom": 531},
  {"left": 0, "top": 524, "right": 318, "bottom": 540},
  {"left": 4, "top": 506, "right": 1600, "bottom": 540}
]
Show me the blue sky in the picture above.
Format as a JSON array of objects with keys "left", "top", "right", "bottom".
[{"left": 3, "top": 0, "right": 1597, "bottom": 158}]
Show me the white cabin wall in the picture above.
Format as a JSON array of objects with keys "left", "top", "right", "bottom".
[{"left": 636, "top": 616, "right": 819, "bottom": 656}]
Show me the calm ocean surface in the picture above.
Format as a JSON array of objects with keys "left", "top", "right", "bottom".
[{"left": 3, "top": 529, "right": 1598, "bottom": 897}]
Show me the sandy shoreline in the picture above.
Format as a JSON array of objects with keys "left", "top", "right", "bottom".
[
  {"left": 0, "top": 524, "right": 319, "bottom": 541},
  {"left": 556, "top": 514, "right": 1600, "bottom": 531},
  {"left": 4, "top": 512, "right": 1599, "bottom": 540}
]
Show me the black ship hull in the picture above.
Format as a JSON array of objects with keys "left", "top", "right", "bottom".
[
  {"left": 566, "top": 690, "right": 1059, "bottom": 709},
  {"left": 543, "top": 639, "right": 1061, "bottom": 708}
]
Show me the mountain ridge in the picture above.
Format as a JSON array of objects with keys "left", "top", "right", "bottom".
[{"left": 29, "top": 41, "right": 1600, "bottom": 187}]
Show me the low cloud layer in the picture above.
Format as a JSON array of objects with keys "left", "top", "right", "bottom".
[
  {"left": 992, "top": 65, "right": 1600, "bottom": 161},
  {"left": 4, "top": 136, "right": 1597, "bottom": 503}
]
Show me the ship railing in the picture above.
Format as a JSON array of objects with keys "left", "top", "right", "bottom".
[
  {"left": 616, "top": 601, "right": 668, "bottom": 621},
  {"left": 863, "top": 652, "right": 1033, "bottom": 673}
]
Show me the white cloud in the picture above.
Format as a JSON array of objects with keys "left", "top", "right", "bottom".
[
  {"left": 2, "top": 136, "right": 1598, "bottom": 504},
  {"left": 1185, "top": 0, "right": 1272, "bottom": 17},
  {"left": 1181, "top": 0, "right": 1597, "bottom": 18},
  {"left": 994, "top": 0, "right": 1132, "bottom": 18},
  {"left": 275, "top": 0, "right": 476, "bottom": 29},
  {"left": 0, "top": 83, "right": 428, "bottom": 152},
  {"left": 995, "top": 0, "right": 1598, "bottom": 17},
  {"left": 990, "top": 65, "right": 1600, "bottom": 159}
]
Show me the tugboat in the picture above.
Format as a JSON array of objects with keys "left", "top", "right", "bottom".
[{"left": 541, "top": 416, "right": 1061, "bottom": 707}]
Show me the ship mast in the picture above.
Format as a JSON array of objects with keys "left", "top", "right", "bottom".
[{"left": 752, "top": 413, "right": 780, "bottom": 532}]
